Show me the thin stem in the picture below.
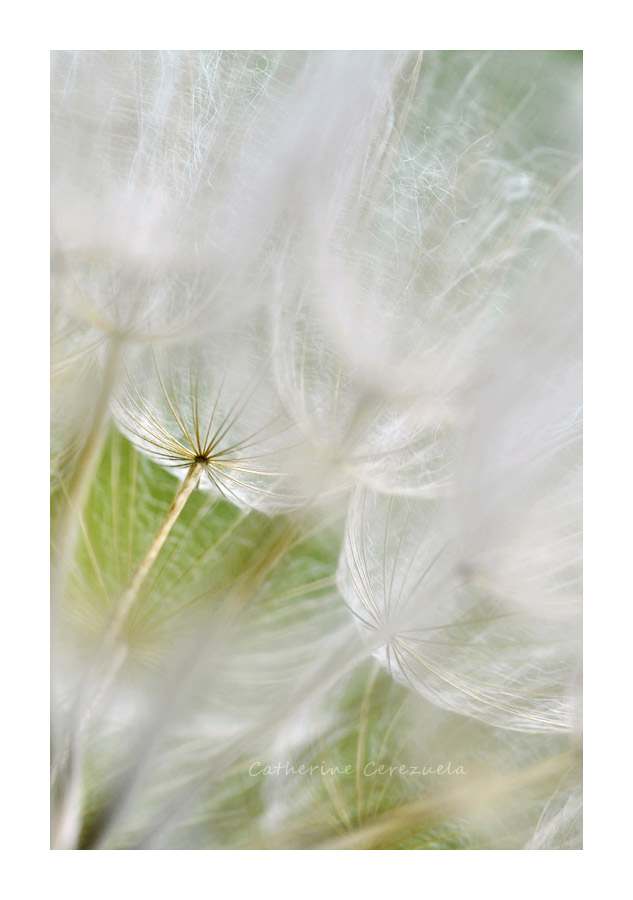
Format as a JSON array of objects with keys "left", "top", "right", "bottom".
[
  {"left": 355, "top": 658, "right": 380, "bottom": 826},
  {"left": 114, "top": 460, "right": 205, "bottom": 632}
]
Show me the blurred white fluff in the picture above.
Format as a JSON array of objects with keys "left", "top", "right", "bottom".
[
  {"left": 526, "top": 766, "right": 582, "bottom": 850},
  {"left": 51, "top": 52, "right": 220, "bottom": 344},
  {"left": 264, "top": 53, "right": 578, "bottom": 501},
  {"left": 451, "top": 252, "right": 582, "bottom": 617},
  {"left": 50, "top": 51, "right": 293, "bottom": 460},
  {"left": 337, "top": 251, "right": 581, "bottom": 732}
]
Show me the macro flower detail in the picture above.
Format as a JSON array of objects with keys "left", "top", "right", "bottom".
[{"left": 51, "top": 49, "right": 582, "bottom": 850}]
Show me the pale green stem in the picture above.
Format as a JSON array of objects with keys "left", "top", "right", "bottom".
[
  {"left": 108, "top": 459, "right": 205, "bottom": 640},
  {"left": 355, "top": 659, "right": 380, "bottom": 826}
]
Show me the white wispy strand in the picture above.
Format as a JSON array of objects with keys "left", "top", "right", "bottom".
[{"left": 526, "top": 767, "right": 583, "bottom": 850}]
